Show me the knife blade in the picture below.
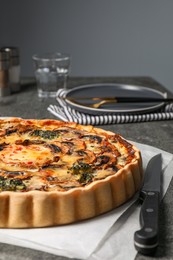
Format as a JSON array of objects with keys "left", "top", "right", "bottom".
[
  {"left": 134, "top": 153, "right": 162, "bottom": 255},
  {"left": 64, "top": 96, "right": 173, "bottom": 103}
]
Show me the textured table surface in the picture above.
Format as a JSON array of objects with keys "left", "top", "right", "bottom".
[{"left": 0, "top": 76, "right": 173, "bottom": 260}]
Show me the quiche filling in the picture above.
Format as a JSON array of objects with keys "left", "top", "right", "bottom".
[{"left": 0, "top": 119, "right": 136, "bottom": 192}]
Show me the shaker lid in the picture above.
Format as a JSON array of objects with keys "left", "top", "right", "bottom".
[
  {"left": 0, "top": 50, "right": 10, "bottom": 69},
  {"left": 1, "top": 47, "right": 19, "bottom": 57},
  {"left": 1, "top": 47, "right": 20, "bottom": 65},
  {"left": 0, "top": 50, "right": 10, "bottom": 60}
]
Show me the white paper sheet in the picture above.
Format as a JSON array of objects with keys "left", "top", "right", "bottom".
[{"left": 0, "top": 142, "right": 172, "bottom": 260}]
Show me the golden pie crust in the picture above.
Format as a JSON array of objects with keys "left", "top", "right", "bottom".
[{"left": 0, "top": 118, "right": 143, "bottom": 228}]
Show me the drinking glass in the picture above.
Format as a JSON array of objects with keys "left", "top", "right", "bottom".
[{"left": 32, "top": 52, "right": 71, "bottom": 98}]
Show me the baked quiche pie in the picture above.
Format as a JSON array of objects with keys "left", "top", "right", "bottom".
[{"left": 0, "top": 118, "right": 143, "bottom": 228}]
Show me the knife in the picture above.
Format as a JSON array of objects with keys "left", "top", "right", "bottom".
[
  {"left": 64, "top": 96, "right": 173, "bottom": 103},
  {"left": 134, "top": 153, "right": 162, "bottom": 255}
]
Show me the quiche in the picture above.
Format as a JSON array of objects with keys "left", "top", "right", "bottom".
[{"left": 0, "top": 118, "right": 143, "bottom": 228}]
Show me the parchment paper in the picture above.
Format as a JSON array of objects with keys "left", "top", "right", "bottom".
[{"left": 0, "top": 142, "right": 172, "bottom": 260}]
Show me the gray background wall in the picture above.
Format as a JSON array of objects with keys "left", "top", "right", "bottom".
[{"left": 1, "top": 0, "right": 173, "bottom": 92}]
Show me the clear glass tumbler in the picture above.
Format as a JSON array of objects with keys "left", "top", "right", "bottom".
[{"left": 32, "top": 52, "right": 71, "bottom": 98}]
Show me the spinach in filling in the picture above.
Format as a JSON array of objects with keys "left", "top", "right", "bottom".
[
  {"left": 30, "top": 130, "right": 60, "bottom": 140},
  {"left": 68, "top": 162, "right": 94, "bottom": 185},
  {"left": 0, "top": 176, "right": 26, "bottom": 191}
]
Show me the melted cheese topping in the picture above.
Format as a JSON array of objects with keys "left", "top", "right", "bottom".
[{"left": 1, "top": 144, "right": 54, "bottom": 169}]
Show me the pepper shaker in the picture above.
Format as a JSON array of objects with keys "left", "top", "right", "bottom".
[
  {"left": 1, "top": 47, "right": 21, "bottom": 92},
  {"left": 0, "top": 50, "right": 11, "bottom": 97}
]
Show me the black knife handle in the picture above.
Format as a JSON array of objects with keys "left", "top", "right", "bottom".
[{"left": 134, "top": 191, "right": 160, "bottom": 255}]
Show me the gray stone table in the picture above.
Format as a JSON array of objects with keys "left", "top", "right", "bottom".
[{"left": 0, "top": 77, "right": 173, "bottom": 260}]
